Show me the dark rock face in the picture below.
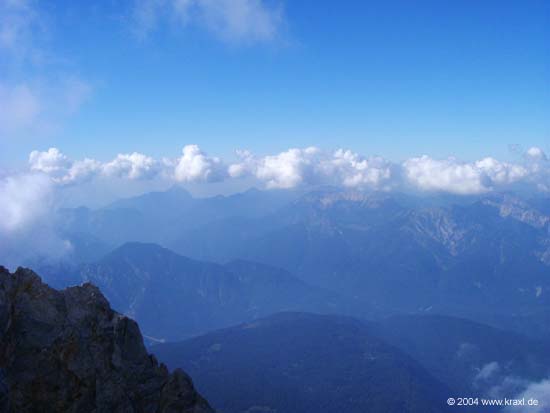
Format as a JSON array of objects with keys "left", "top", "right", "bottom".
[{"left": 0, "top": 266, "right": 213, "bottom": 413}]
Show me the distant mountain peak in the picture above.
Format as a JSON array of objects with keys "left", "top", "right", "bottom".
[
  {"left": 100, "top": 242, "right": 188, "bottom": 267},
  {"left": 167, "top": 184, "right": 192, "bottom": 194}
]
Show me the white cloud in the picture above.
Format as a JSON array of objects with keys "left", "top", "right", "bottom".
[
  {"left": 60, "top": 158, "right": 103, "bottom": 184},
  {"left": 526, "top": 147, "right": 547, "bottom": 162},
  {"left": 173, "top": 144, "right": 226, "bottom": 182},
  {"left": 29, "top": 148, "right": 161, "bottom": 183},
  {"left": 229, "top": 147, "right": 394, "bottom": 190},
  {"left": 323, "top": 149, "right": 393, "bottom": 189},
  {"left": 403, "top": 155, "right": 527, "bottom": 195},
  {"left": 475, "top": 157, "right": 528, "bottom": 185},
  {"left": 28, "top": 145, "right": 228, "bottom": 185},
  {"left": 103, "top": 152, "right": 161, "bottom": 180},
  {"left": 504, "top": 379, "right": 550, "bottom": 413},
  {"left": 133, "top": 0, "right": 284, "bottom": 44},
  {"left": 29, "top": 148, "right": 101, "bottom": 184},
  {"left": 228, "top": 149, "right": 254, "bottom": 178},
  {"left": 0, "top": 173, "right": 53, "bottom": 233},
  {"left": 29, "top": 147, "right": 71, "bottom": 174},
  {"left": 0, "top": 172, "right": 73, "bottom": 267},
  {"left": 523, "top": 147, "right": 550, "bottom": 192},
  {"left": 254, "top": 147, "right": 319, "bottom": 189},
  {"left": 22, "top": 145, "right": 550, "bottom": 194}
]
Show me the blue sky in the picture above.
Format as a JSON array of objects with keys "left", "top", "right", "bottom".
[{"left": 0, "top": 0, "right": 549, "bottom": 166}]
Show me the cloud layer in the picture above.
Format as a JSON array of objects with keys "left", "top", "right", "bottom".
[{"left": 26, "top": 145, "right": 550, "bottom": 195}]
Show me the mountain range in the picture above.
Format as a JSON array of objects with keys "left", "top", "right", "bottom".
[
  {"left": 41, "top": 242, "right": 353, "bottom": 342},
  {"left": 3, "top": 185, "right": 550, "bottom": 412},
  {"left": 42, "top": 187, "right": 550, "bottom": 340}
]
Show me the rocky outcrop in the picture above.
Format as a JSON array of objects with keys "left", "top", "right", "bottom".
[{"left": 0, "top": 266, "right": 213, "bottom": 413}]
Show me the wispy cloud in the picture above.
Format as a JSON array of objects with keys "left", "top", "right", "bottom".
[
  {"left": 0, "top": 0, "right": 44, "bottom": 62},
  {"left": 0, "top": 0, "right": 92, "bottom": 140},
  {"left": 0, "top": 83, "right": 41, "bottom": 134},
  {"left": 132, "top": 0, "right": 285, "bottom": 44},
  {"left": 0, "top": 78, "right": 93, "bottom": 139}
]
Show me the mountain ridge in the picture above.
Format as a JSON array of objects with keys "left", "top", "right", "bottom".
[{"left": 44, "top": 242, "right": 355, "bottom": 341}]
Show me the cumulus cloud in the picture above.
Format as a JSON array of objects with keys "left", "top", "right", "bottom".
[
  {"left": 29, "top": 148, "right": 101, "bottom": 184},
  {"left": 229, "top": 147, "right": 394, "bottom": 189},
  {"left": 103, "top": 152, "right": 161, "bottom": 180},
  {"left": 21, "top": 145, "right": 550, "bottom": 194},
  {"left": 475, "top": 158, "right": 528, "bottom": 185},
  {"left": 173, "top": 144, "right": 226, "bottom": 182},
  {"left": 526, "top": 147, "right": 547, "bottom": 162},
  {"left": 133, "top": 0, "right": 284, "bottom": 44},
  {"left": 59, "top": 159, "right": 103, "bottom": 184},
  {"left": 29, "top": 148, "right": 162, "bottom": 183},
  {"left": 27, "top": 145, "right": 226, "bottom": 185},
  {"left": 29, "top": 147, "right": 71, "bottom": 175},
  {"left": 253, "top": 147, "right": 319, "bottom": 189},
  {"left": 522, "top": 147, "right": 550, "bottom": 192},
  {"left": 403, "top": 156, "right": 529, "bottom": 195},
  {"left": 323, "top": 149, "right": 393, "bottom": 189},
  {"left": 236, "top": 146, "right": 548, "bottom": 193}
]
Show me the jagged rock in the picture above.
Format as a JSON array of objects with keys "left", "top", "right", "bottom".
[{"left": 0, "top": 266, "right": 213, "bottom": 413}]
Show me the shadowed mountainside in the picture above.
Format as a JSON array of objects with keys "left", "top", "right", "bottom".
[
  {"left": 0, "top": 266, "right": 213, "bottom": 413},
  {"left": 153, "top": 312, "right": 452, "bottom": 413},
  {"left": 42, "top": 242, "right": 355, "bottom": 342}
]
